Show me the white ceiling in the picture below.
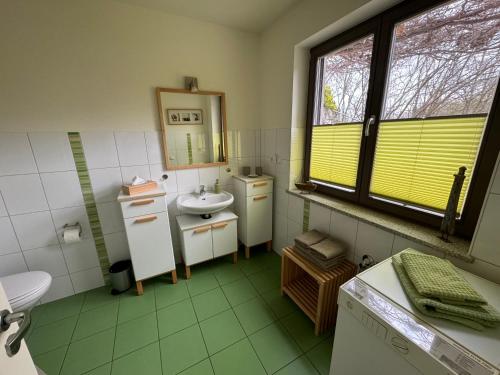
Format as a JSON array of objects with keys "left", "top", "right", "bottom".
[{"left": 114, "top": 0, "right": 301, "bottom": 32}]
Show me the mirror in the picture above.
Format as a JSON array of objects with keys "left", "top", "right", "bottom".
[{"left": 156, "top": 88, "right": 228, "bottom": 170}]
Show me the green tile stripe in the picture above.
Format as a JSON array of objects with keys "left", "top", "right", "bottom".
[
  {"left": 187, "top": 133, "right": 193, "bottom": 165},
  {"left": 68, "top": 132, "right": 111, "bottom": 284},
  {"left": 303, "top": 200, "right": 310, "bottom": 232}
]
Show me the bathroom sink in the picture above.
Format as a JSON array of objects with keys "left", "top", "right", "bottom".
[{"left": 177, "top": 191, "right": 234, "bottom": 217}]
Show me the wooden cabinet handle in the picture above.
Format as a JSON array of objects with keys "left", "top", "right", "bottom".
[
  {"left": 193, "top": 226, "right": 211, "bottom": 234},
  {"left": 253, "top": 182, "right": 268, "bottom": 187},
  {"left": 130, "top": 199, "right": 155, "bottom": 206},
  {"left": 212, "top": 222, "right": 228, "bottom": 229},
  {"left": 253, "top": 195, "right": 268, "bottom": 201},
  {"left": 134, "top": 215, "right": 157, "bottom": 224}
]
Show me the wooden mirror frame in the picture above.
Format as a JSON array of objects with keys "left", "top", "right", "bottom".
[{"left": 156, "top": 87, "right": 229, "bottom": 170}]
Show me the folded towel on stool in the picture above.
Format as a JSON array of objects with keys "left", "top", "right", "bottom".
[
  {"left": 310, "top": 238, "right": 345, "bottom": 260},
  {"left": 295, "top": 230, "right": 327, "bottom": 247}
]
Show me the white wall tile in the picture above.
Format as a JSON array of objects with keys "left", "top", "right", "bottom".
[
  {"left": 219, "top": 162, "right": 236, "bottom": 186},
  {"left": 89, "top": 167, "right": 123, "bottom": 203},
  {"left": 309, "top": 203, "right": 331, "bottom": 234},
  {"left": 96, "top": 202, "right": 125, "bottom": 234},
  {"left": 62, "top": 239, "right": 99, "bottom": 273},
  {"left": 165, "top": 193, "right": 179, "bottom": 218},
  {"left": 330, "top": 211, "right": 358, "bottom": 262},
  {"left": 0, "top": 174, "right": 49, "bottom": 215},
  {"left": 290, "top": 127, "right": 305, "bottom": 161},
  {"left": 41, "top": 171, "right": 84, "bottom": 209},
  {"left": 261, "top": 156, "right": 277, "bottom": 177},
  {"left": 287, "top": 194, "right": 303, "bottom": 225},
  {"left": 0, "top": 217, "right": 20, "bottom": 255},
  {"left": 0, "top": 253, "right": 28, "bottom": 277},
  {"left": 289, "top": 159, "right": 304, "bottom": 187},
  {"left": 70, "top": 267, "right": 105, "bottom": 294},
  {"left": 0, "top": 133, "right": 37, "bottom": 175},
  {"left": 80, "top": 131, "right": 119, "bottom": 169},
  {"left": 447, "top": 257, "right": 500, "bottom": 285},
  {"left": 274, "top": 187, "right": 288, "bottom": 218},
  {"left": 276, "top": 128, "right": 291, "bottom": 161},
  {"left": 28, "top": 132, "right": 75, "bottom": 172},
  {"left": 471, "top": 194, "right": 500, "bottom": 266},
  {"left": 115, "top": 131, "right": 148, "bottom": 166},
  {"left": 273, "top": 213, "right": 288, "bottom": 254},
  {"left": 176, "top": 169, "right": 199, "bottom": 193},
  {"left": 23, "top": 245, "right": 68, "bottom": 277},
  {"left": 40, "top": 275, "right": 74, "bottom": 303},
  {"left": 51, "top": 206, "right": 92, "bottom": 242},
  {"left": 255, "top": 129, "right": 261, "bottom": 159},
  {"left": 391, "top": 235, "right": 443, "bottom": 258},
  {"left": 0, "top": 193, "right": 7, "bottom": 217},
  {"left": 261, "top": 129, "right": 276, "bottom": 158},
  {"left": 145, "top": 130, "right": 164, "bottom": 165},
  {"left": 354, "top": 221, "right": 394, "bottom": 265},
  {"left": 275, "top": 158, "right": 290, "bottom": 189},
  {"left": 104, "top": 232, "right": 130, "bottom": 264},
  {"left": 120, "top": 165, "right": 151, "bottom": 185},
  {"left": 11, "top": 211, "right": 59, "bottom": 250},
  {"left": 237, "top": 129, "right": 255, "bottom": 158},
  {"left": 287, "top": 218, "right": 302, "bottom": 246},
  {"left": 199, "top": 166, "right": 220, "bottom": 189}
]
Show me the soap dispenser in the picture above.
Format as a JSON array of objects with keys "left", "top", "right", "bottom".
[{"left": 214, "top": 178, "right": 221, "bottom": 193}]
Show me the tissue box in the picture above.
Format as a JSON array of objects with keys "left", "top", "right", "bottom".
[{"left": 122, "top": 181, "right": 158, "bottom": 196}]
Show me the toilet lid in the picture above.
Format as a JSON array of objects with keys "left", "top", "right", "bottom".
[{"left": 0, "top": 271, "right": 52, "bottom": 303}]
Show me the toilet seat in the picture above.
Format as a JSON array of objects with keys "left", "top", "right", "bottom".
[{"left": 0, "top": 271, "right": 52, "bottom": 311}]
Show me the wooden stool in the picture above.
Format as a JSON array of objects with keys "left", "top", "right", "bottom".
[{"left": 281, "top": 247, "right": 357, "bottom": 335}]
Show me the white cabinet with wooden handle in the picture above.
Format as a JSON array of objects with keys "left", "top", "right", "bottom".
[
  {"left": 233, "top": 175, "right": 274, "bottom": 259},
  {"left": 118, "top": 187, "right": 177, "bottom": 295},
  {"left": 176, "top": 210, "right": 238, "bottom": 278}
]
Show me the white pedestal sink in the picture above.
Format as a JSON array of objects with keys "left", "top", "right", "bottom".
[{"left": 177, "top": 191, "right": 234, "bottom": 218}]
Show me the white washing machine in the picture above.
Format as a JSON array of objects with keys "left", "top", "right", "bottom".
[{"left": 330, "top": 256, "right": 500, "bottom": 375}]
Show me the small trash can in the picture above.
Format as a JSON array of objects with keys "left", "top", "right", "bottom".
[{"left": 109, "top": 260, "right": 132, "bottom": 295}]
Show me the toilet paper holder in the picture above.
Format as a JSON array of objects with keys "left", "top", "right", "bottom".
[{"left": 63, "top": 222, "right": 82, "bottom": 242}]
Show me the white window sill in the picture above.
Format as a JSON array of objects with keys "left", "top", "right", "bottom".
[{"left": 287, "top": 189, "right": 473, "bottom": 262}]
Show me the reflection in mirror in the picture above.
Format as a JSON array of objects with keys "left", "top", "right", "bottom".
[{"left": 156, "top": 88, "right": 227, "bottom": 170}]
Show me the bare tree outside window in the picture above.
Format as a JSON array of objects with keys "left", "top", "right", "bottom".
[{"left": 317, "top": 0, "right": 500, "bottom": 125}]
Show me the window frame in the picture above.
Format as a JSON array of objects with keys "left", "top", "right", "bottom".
[{"left": 304, "top": 0, "right": 500, "bottom": 238}]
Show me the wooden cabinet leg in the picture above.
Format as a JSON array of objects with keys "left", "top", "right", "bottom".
[
  {"left": 171, "top": 269, "right": 178, "bottom": 284},
  {"left": 185, "top": 265, "right": 191, "bottom": 279},
  {"left": 232, "top": 252, "right": 238, "bottom": 264},
  {"left": 136, "top": 281, "right": 143, "bottom": 296},
  {"left": 245, "top": 246, "right": 250, "bottom": 259},
  {"left": 266, "top": 240, "right": 272, "bottom": 252}
]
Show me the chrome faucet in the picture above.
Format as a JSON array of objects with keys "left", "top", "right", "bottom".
[{"left": 199, "top": 185, "right": 206, "bottom": 199}]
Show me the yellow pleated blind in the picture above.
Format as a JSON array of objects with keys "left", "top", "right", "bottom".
[
  {"left": 369, "top": 116, "right": 486, "bottom": 213},
  {"left": 310, "top": 123, "right": 363, "bottom": 188}
]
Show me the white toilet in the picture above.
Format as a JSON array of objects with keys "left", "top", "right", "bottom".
[{"left": 0, "top": 271, "right": 52, "bottom": 312}]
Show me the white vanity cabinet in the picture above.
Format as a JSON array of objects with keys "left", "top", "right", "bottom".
[
  {"left": 176, "top": 210, "right": 238, "bottom": 278},
  {"left": 118, "top": 187, "right": 177, "bottom": 295},
  {"left": 232, "top": 175, "right": 273, "bottom": 258}
]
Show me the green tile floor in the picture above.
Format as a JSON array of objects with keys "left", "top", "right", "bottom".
[{"left": 27, "top": 247, "right": 333, "bottom": 375}]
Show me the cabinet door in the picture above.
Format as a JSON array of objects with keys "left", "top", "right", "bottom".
[
  {"left": 246, "top": 193, "right": 273, "bottom": 247},
  {"left": 212, "top": 220, "right": 237, "bottom": 258},
  {"left": 124, "top": 212, "right": 175, "bottom": 281},
  {"left": 181, "top": 226, "right": 213, "bottom": 266}
]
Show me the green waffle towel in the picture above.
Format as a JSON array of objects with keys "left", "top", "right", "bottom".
[
  {"left": 400, "top": 250, "right": 487, "bottom": 306},
  {"left": 392, "top": 252, "right": 500, "bottom": 331}
]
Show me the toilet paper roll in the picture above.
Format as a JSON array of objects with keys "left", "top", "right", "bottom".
[{"left": 63, "top": 224, "right": 82, "bottom": 243}]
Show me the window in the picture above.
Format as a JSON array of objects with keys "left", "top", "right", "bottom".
[{"left": 305, "top": 0, "right": 500, "bottom": 237}]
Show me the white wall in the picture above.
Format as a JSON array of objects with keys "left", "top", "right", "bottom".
[{"left": 0, "top": 0, "right": 259, "bottom": 131}]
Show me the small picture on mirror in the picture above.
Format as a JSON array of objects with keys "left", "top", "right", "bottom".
[{"left": 167, "top": 109, "right": 203, "bottom": 125}]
